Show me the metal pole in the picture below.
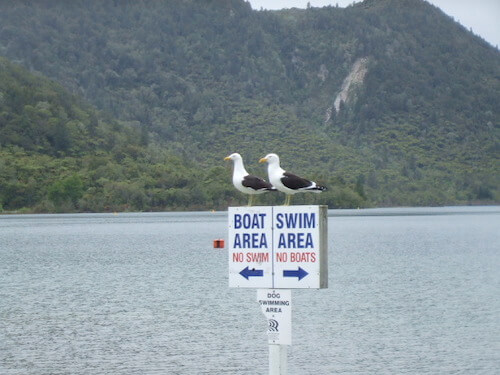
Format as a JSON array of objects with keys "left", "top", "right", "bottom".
[{"left": 269, "top": 344, "right": 287, "bottom": 375}]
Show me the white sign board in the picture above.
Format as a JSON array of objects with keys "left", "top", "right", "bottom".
[
  {"left": 228, "top": 206, "right": 274, "bottom": 288},
  {"left": 228, "top": 205, "right": 328, "bottom": 289},
  {"left": 257, "top": 289, "right": 292, "bottom": 345}
]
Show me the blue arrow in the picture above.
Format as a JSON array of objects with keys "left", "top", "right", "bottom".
[
  {"left": 283, "top": 267, "right": 308, "bottom": 280},
  {"left": 240, "top": 266, "right": 264, "bottom": 280}
]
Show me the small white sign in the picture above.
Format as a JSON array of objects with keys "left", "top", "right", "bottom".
[{"left": 257, "top": 289, "right": 292, "bottom": 345}]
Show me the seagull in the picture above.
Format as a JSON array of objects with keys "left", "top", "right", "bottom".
[
  {"left": 259, "top": 153, "right": 326, "bottom": 206},
  {"left": 224, "top": 153, "right": 276, "bottom": 206}
]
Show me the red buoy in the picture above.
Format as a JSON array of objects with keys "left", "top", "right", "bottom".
[{"left": 213, "top": 239, "right": 225, "bottom": 248}]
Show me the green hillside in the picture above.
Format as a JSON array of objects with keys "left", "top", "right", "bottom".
[
  {"left": 0, "top": 58, "right": 363, "bottom": 212},
  {"left": 0, "top": 57, "right": 234, "bottom": 212},
  {"left": 0, "top": 0, "right": 498, "bottom": 211}
]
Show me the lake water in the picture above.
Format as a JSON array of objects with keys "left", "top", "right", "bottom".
[{"left": 1, "top": 207, "right": 499, "bottom": 374}]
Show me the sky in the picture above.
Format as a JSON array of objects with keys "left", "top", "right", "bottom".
[{"left": 247, "top": 0, "right": 500, "bottom": 48}]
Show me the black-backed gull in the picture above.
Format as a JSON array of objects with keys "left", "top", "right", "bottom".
[
  {"left": 225, "top": 153, "right": 276, "bottom": 206},
  {"left": 259, "top": 153, "right": 326, "bottom": 205}
]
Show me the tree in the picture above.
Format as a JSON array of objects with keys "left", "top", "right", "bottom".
[{"left": 48, "top": 174, "right": 84, "bottom": 208}]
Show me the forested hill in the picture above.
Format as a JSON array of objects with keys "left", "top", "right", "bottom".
[
  {"left": 0, "top": 57, "right": 239, "bottom": 212},
  {"left": 0, "top": 0, "right": 498, "bottom": 212}
]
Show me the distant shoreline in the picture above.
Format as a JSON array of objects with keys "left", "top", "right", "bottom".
[{"left": 2, "top": 205, "right": 499, "bottom": 217}]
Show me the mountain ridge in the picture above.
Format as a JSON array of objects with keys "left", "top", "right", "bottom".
[{"left": 0, "top": 0, "right": 498, "bottom": 211}]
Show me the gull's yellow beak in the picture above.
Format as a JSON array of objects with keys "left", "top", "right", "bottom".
[
  {"left": 224, "top": 156, "right": 231, "bottom": 161},
  {"left": 259, "top": 157, "right": 267, "bottom": 163}
]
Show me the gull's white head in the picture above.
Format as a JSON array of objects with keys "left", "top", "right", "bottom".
[
  {"left": 259, "top": 153, "right": 280, "bottom": 165},
  {"left": 224, "top": 153, "right": 242, "bottom": 162}
]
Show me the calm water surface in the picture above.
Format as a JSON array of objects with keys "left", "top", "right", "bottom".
[{"left": 0, "top": 207, "right": 498, "bottom": 374}]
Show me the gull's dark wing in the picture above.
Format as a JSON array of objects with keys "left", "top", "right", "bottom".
[
  {"left": 280, "top": 172, "right": 312, "bottom": 190},
  {"left": 242, "top": 175, "right": 275, "bottom": 191}
]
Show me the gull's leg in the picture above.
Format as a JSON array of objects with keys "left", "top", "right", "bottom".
[{"left": 284, "top": 195, "right": 291, "bottom": 206}]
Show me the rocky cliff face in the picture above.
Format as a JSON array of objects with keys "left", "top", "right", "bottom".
[
  {"left": 333, "top": 57, "right": 369, "bottom": 112},
  {"left": 324, "top": 57, "right": 369, "bottom": 123}
]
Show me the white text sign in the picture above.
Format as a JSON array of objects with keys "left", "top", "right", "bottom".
[
  {"left": 228, "top": 205, "right": 328, "bottom": 288},
  {"left": 257, "top": 289, "right": 292, "bottom": 345}
]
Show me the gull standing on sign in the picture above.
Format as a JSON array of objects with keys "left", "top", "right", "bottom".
[
  {"left": 259, "top": 153, "right": 326, "bottom": 206},
  {"left": 225, "top": 153, "right": 276, "bottom": 206}
]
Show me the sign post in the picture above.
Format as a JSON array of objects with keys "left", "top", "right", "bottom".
[
  {"left": 228, "top": 205, "right": 328, "bottom": 374},
  {"left": 258, "top": 289, "right": 291, "bottom": 375},
  {"left": 269, "top": 344, "right": 287, "bottom": 375}
]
